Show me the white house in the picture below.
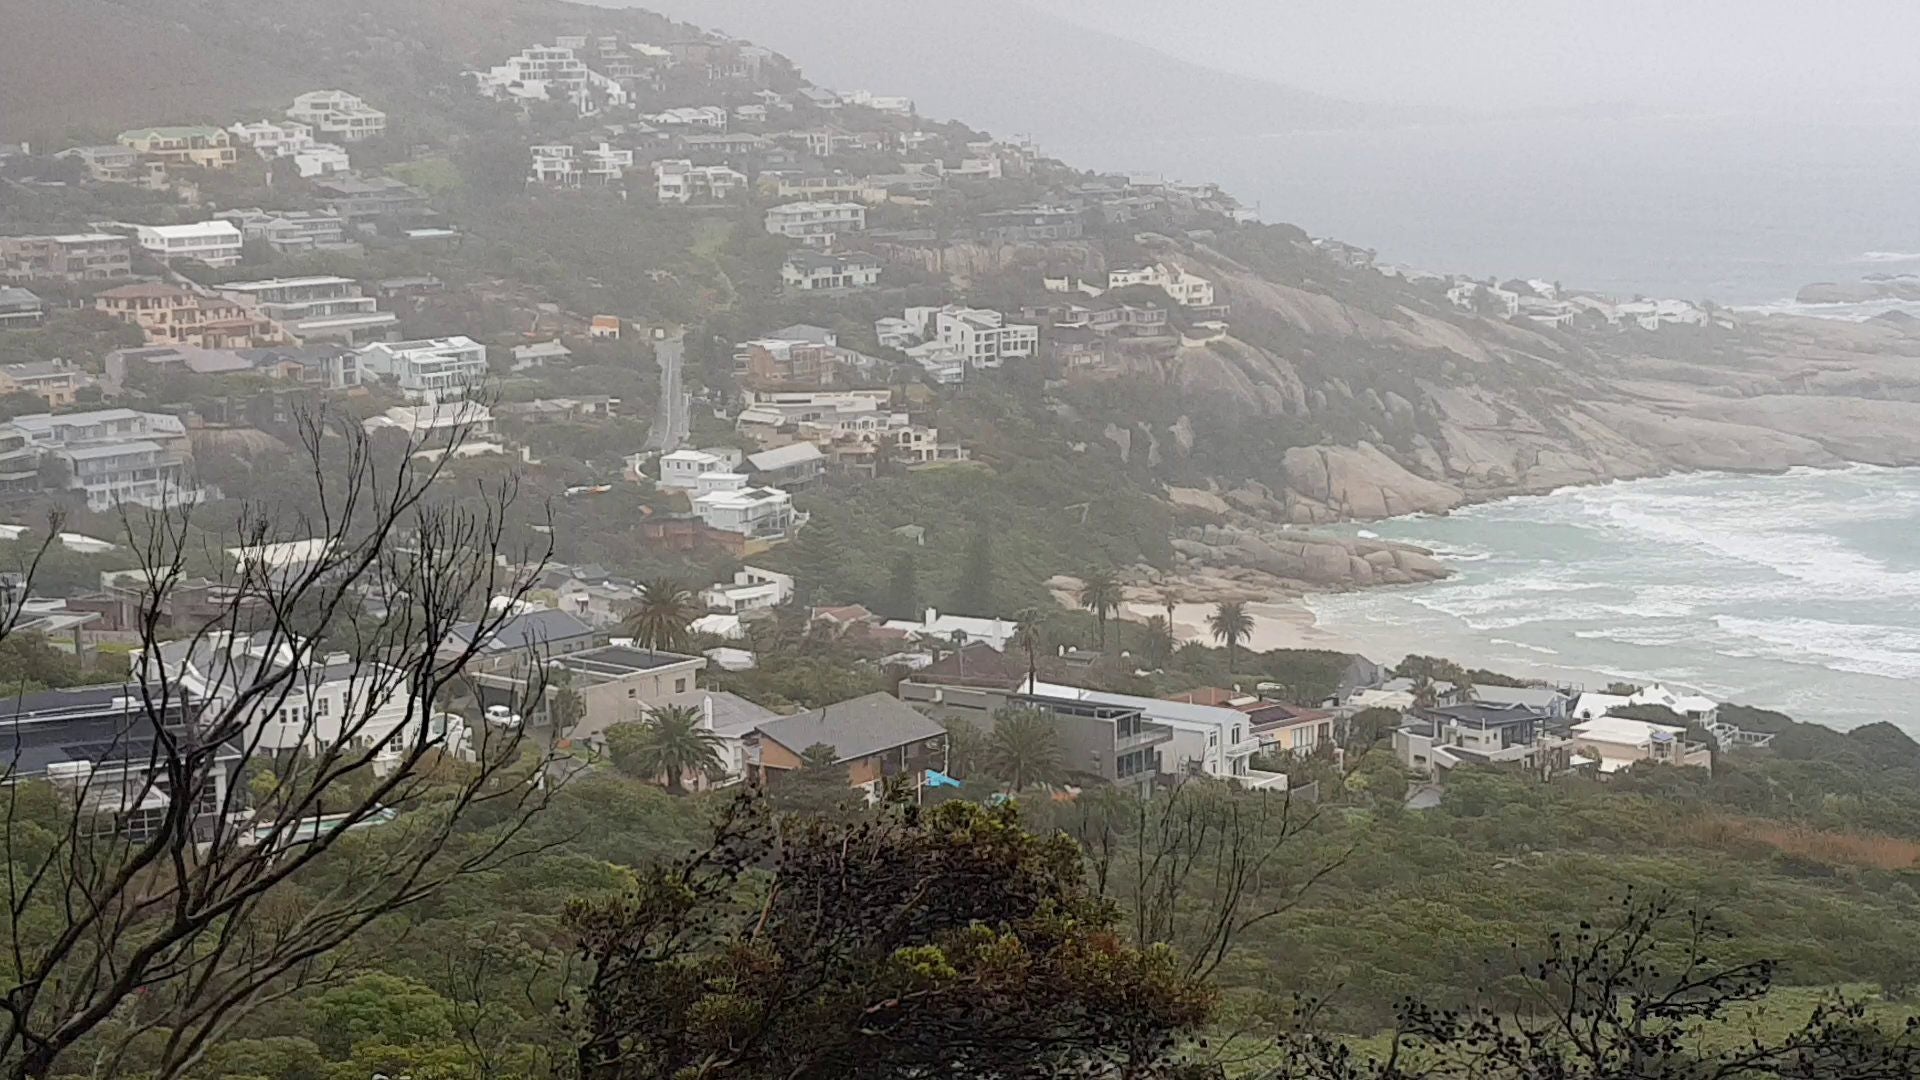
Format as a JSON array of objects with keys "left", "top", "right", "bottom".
[
  {"left": 764, "top": 201, "right": 867, "bottom": 246},
  {"left": 1019, "top": 678, "right": 1284, "bottom": 790},
  {"left": 657, "top": 448, "right": 732, "bottom": 490},
  {"left": 135, "top": 222, "right": 244, "bottom": 268},
  {"left": 903, "top": 305, "right": 1039, "bottom": 369},
  {"left": 355, "top": 337, "right": 488, "bottom": 403},
  {"left": 286, "top": 90, "right": 387, "bottom": 142},
  {"left": 654, "top": 159, "right": 747, "bottom": 203},
  {"left": 1572, "top": 684, "right": 1719, "bottom": 726},
  {"left": 645, "top": 106, "right": 729, "bottom": 130},
  {"left": 215, "top": 276, "right": 396, "bottom": 345},
  {"left": 5, "top": 408, "right": 199, "bottom": 511},
  {"left": 882, "top": 608, "right": 1018, "bottom": 651},
  {"left": 782, "top": 250, "right": 881, "bottom": 291},
  {"left": 702, "top": 566, "right": 795, "bottom": 614},
  {"left": 1107, "top": 264, "right": 1215, "bottom": 307},
  {"left": 473, "top": 46, "right": 591, "bottom": 111},
  {"left": 690, "top": 475, "right": 799, "bottom": 540},
  {"left": 1570, "top": 716, "right": 1714, "bottom": 774},
  {"left": 148, "top": 631, "right": 417, "bottom": 757}
]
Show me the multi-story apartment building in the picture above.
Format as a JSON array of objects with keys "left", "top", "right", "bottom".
[
  {"left": 149, "top": 631, "right": 417, "bottom": 757},
  {"left": 763, "top": 201, "right": 866, "bottom": 246},
  {"left": 95, "top": 284, "right": 278, "bottom": 348},
  {"left": 690, "top": 473, "right": 800, "bottom": 541},
  {"left": 355, "top": 337, "right": 488, "bottom": 402},
  {"left": 653, "top": 160, "right": 747, "bottom": 203},
  {"left": 0, "top": 359, "right": 89, "bottom": 407},
  {"left": 2, "top": 684, "right": 241, "bottom": 840},
  {"left": 6, "top": 408, "right": 198, "bottom": 511},
  {"left": 309, "top": 176, "right": 432, "bottom": 222},
  {"left": 216, "top": 276, "right": 396, "bottom": 345},
  {"left": 976, "top": 205, "right": 1085, "bottom": 243},
  {"left": 0, "top": 233, "right": 133, "bottom": 282},
  {"left": 54, "top": 145, "right": 141, "bottom": 183},
  {"left": 134, "top": 221, "right": 244, "bottom": 268},
  {"left": 116, "top": 126, "right": 238, "bottom": 173},
  {"left": 904, "top": 305, "right": 1039, "bottom": 369},
  {"left": 781, "top": 250, "right": 881, "bottom": 291},
  {"left": 286, "top": 90, "right": 388, "bottom": 142},
  {"left": 214, "top": 208, "right": 353, "bottom": 255},
  {"left": 1107, "top": 263, "right": 1216, "bottom": 307},
  {"left": 475, "top": 45, "right": 590, "bottom": 108}
]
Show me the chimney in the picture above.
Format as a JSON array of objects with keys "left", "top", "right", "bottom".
[
  {"left": 924, "top": 606, "right": 937, "bottom": 625},
  {"left": 701, "top": 694, "right": 714, "bottom": 731}
]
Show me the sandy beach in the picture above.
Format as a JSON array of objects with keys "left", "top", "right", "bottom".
[{"left": 1118, "top": 598, "right": 1362, "bottom": 654}]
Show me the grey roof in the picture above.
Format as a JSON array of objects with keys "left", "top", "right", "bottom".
[
  {"left": 1416, "top": 702, "right": 1549, "bottom": 728},
  {"left": 452, "top": 609, "right": 595, "bottom": 654},
  {"left": 0, "top": 287, "right": 43, "bottom": 308},
  {"left": 755, "top": 692, "right": 944, "bottom": 763},
  {"left": 0, "top": 683, "right": 229, "bottom": 776},
  {"left": 768, "top": 323, "right": 835, "bottom": 344},
  {"left": 1471, "top": 686, "right": 1570, "bottom": 710},
  {"left": 552, "top": 644, "right": 699, "bottom": 680},
  {"left": 653, "top": 689, "right": 778, "bottom": 737},
  {"left": 747, "top": 442, "right": 824, "bottom": 471}
]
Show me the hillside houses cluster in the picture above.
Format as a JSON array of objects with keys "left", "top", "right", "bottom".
[{"left": 1443, "top": 277, "right": 1731, "bottom": 332}]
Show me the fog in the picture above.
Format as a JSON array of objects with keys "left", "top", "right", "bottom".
[{"left": 1026, "top": 0, "right": 1920, "bottom": 115}]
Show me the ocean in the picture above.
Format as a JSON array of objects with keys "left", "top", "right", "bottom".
[
  {"left": 1049, "top": 112, "right": 1920, "bottom": 308},
  {"left": 1304, "top": 466, "right": 1920, "bottom": 733}
]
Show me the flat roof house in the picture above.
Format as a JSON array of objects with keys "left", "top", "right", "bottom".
[
  {"left": 539, "top": 644, "right": 708, "bottom": 741},
  {"left": 287, "top": 90, "right": 387, "bottom": 142},
  {"left": 1394, "top": 703, "right": 1573, "bottom": 779},
  {"left": 1571, "top": 716, "right": 1713, "bottom": 775},
  {"left": 0, "top": 683, "right": 241, "bottom": 840},
  {"left": 135, "top": 221, "right": 244, "bottom": 268},
  {"left": 356, "top": 336, "right": 487, "bottom": 403},
  {"left": 781, "top": 250, "right": 881, "bottom": 292},
  {"left": 217, "top": 276, "right": 397, "bottom": 345},
  {"left": 0, "top": 233, "right": 133, "bottom": 282},
  {"left": 764, "top": 201, "right": 866, "bottom": 246}
]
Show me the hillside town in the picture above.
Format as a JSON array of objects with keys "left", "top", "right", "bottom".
[{"left": 0, "top": 14, "right": 1786, "bottom": 830}]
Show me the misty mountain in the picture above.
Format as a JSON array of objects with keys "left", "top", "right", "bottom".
[{"left": 590, "top": 0, "right": 1385, "bottom": 144}]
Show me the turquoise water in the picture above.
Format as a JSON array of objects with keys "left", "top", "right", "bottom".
[{"left": 1306, "top": 466, "right": 1920, "bottom": 732}]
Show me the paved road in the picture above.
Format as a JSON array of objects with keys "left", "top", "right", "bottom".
[{"left": 647, "top": 331, "right": 691, "bottom": 451}]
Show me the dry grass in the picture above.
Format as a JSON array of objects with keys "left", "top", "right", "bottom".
[{"left": 1689, "top": 815, "right": 1920, "bottom": 871}]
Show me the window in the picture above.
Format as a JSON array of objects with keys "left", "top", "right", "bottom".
[
  {"left": 675, "top": 678, "right": 687, "bottom": 693},
  {"left": 1292, "top": 727, "right": 1311, "bottom": 750}
]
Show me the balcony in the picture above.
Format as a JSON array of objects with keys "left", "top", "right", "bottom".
[{"left": 1114, "top": 721, "right": 1174, "bottom": 754}]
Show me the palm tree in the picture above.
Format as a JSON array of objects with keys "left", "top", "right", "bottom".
[
  {"left": 608, "top": 704, "right": 723, "bottom": 795},
  {"left": 985, "top": 706, "right": 1066, "bottom": 793},
  {"left": 1142, "top": 614, "right": 1174, "bottom": 667},
  {"left": 624, "top": 577, "right": 697, "bottom": 652},
  {"left": 1077, "top": 568, "right": 1122, "bottom": 651},
  {"left": 1012, "top": 606, "right": 1046, "bottom": 651},
  {"left": 1208, "top": 600, "right": 1255, "bottom": 674},
  {"left": 951, "top": 629, "right": 969, "bottom": 675}
]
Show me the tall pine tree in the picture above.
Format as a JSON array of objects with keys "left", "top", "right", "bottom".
[
  {"left": 948, "top": 525, "right": 994, "bottom": 614},
  {"left": 883, "top": 553, "right": 920, "bottom": 620}
]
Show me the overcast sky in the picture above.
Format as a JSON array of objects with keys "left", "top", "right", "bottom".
[{"left": 1026, "top": 0, "right": 1920, "bottom": 114}]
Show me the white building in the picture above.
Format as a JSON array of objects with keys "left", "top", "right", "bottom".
[
  {"left": 902, "top": 305, "right": 1039, "bottom": 369},
  {"left": 690, "top": 474, "right": 800, "bottom": 540},
  {"left": 286, "top": 90, "right": 387, "bottom": 142},
  {"left": 883, "top": 608, "right": 1018, "bottom": 651},
  {"left": 215, "top": 276, "right": 397, "bottom": 345},
  {"left": 654, "top": 159, "right": 747, "bottom": 204},
  {"left": 1570, "top": 716, "right": 1714, "bottom": 774},
  {"left": 702, "top": 566, "right": 795, "bottom": 613},
  {"left": 1615, "top": 299, "right": 1711, "bottom": 330},
  {"left": 149, "top": 631, "right": 417, "bottom": 757},
  {"left": 657, "top": 448, "right": 733, "bottom": 490},
  {"left": 1108, "top": 264, "right": 1215, "bottom": 307},
  {"left": 782, "top": 250, "right": 881, "bottom": 291},
  {"left": 135, "top": 222, "right": 244, "bottom": 268},
  {"left": 764, "top": 201, "right": 867, "bottom": 246},
  {"left": 356, "top": 337, "right": 489, "bottom": 403},
  {"left": 362, "top": 402, "right": 502, "bottom": 457},
  {"left": 645, "top": 106, "right": 728, "bottom": 130},
  {"left": 1572, "top": 684, "right": 1719, "bottom": 726},
  {"left": 1019, "top": 678, "right": 1284, "bottom": 789},
  {"left": 6, "top": 409, "right": 197, "bottom": 511},
  {"left": 847, "top": 90, "right": 915, "bottom": 115},
  {"left": 474, "top": 46, "right": 594, "bottom": 113}
]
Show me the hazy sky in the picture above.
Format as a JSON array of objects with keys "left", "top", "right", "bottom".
[{"left": 1027, "top": 0, "right": 1920, "bottom": 114}]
